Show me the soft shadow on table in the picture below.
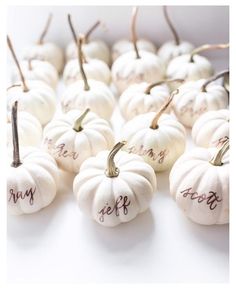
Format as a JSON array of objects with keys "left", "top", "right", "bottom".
[
  {"left": 7, "top": 169, "right": 75, "bottom": 246},
  {"left": 83, "top": 209, "right": 155, "bottom": 252},
  {"left": 156, "top": 169, "right": 171, "bottom": 197}
]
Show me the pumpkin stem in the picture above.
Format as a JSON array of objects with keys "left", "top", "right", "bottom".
[
  {"left": 201, "top": 69, "right": 229, "bottom": 92},
  {"left": 7, "top": 36, "right": 29, "bottom": 93},
  {"left": 163, "top": 6, "right": 180, "bottom": 46},
  {"left": 28, "top": 58, "right": 33, "bottom": 70},
  {"left": 11, "top": 101, "right": 22, "bottom": 168},
  {"left": 106, "top": 141, "right": 127, "bottom": 178},
  {"left": 73, "top": 108, "right": 90, "bottom": 132},
  {"left": 78, "top": 35, "right": 90, "bottom": 91},
  {"left": 145, "top": 78, "right": 184, "bottom": 94},
  {"left": 84, "top": 20, "right": 101, "bottom": 43},
  {"left": 190, "top": 43, "right": 229, "bottom": 63},
  {"left": 131, "top": 6, "right": 140, "bottom": 59},
  {"left": 68, "top": 14, "right": 78, "bottom": 44},
  {"left": 223, "top": 70, "right": 229, "bottom": 93},
  {"left": 38, "top": 13, "right": 53, "bottom": 45},
  {"left": 210, "top": 139, "right": 229, "bottom": 166},
  {"left": 150, "top": 89, "right": 179, "bottom": 129}
]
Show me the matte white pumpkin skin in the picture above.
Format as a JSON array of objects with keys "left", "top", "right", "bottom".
[
  {"left": 66, "top": 40, "right": 110, "bottom": 65},
  {"left": 112, "top": 50, "right": 165, "bottom": 94},
  {"left": 192, "top": 109, "right": 229, "bottom": 148},
  {"left": 166, "top": 54, "right": 214, "bottom": 90},
  {"left": 7, "top": 111, "right": 42, "bottom": 147},
  {"left": 43, "top": 109, "right": 115, "bottom": 173},
  {"left": 158, "top": 40, "right": 194, "bottom": 65},
  {"left": 119, "top": 82, "right": 170, "bottom": 121},
  {"left": 63, "top": 58, "right": 111, "bottom": 86},
  {"left": 169, "top": 147, "right": 229, "bottom": 225},
  {"left": 61, "top": 79, "right": 115, "bottom": 121},
  {"left": 73, "top": 150, "right": 157, "bottom": 227},
  {"left": 22, "top": 42, "right": 64, "bottom": 73},
  {"left": 172, "top": 79, "right": 228, "bottom": 128},
  {"left": 121, "top": 112, "right": 186, "bottom": 172},
  {"left": 112, "top": 39, "right": 156, "bottom": 62},
  {"left": 11, "top": 59, "right": 58, "bottom": 89},
  {"left": 7, "top": 147, "right": 58, "bottom": 215},
  {"left": 7, "top": 80, "right": 57, "bottom": 126}
]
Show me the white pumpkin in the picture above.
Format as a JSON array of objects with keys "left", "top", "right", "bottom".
[
  {"left": 7, "top": 110, "right": 42, "bottom": 147},
  {"left": 73, "top": 141, "right": 157, "bottom": 227},
  {"left": 223, "top": 72, "right": 229, "bottom": 93},
  {"left": 172, "top": 78, "right": 228, "bottom": 128},
  {"left": 158, "top": 6, "right": 194, "bottom": 64},
  {"left": 21, "top": 14, "right": 64, "bottom": 73},
  {"left": 63, "top": 56, "right": 111, "bottom": 86},
  {"left": 112, "top": 38, "right": 156, "bottom": 62},
  {"left": 11, "top": 59, "right": 58, "bottom": 89},
  {"left": 43, "top": 109, "right": 115, "bottom": 173},
  {"left": 192, "top": 109, "right": 229, "bottom": 148},
  {"left": 119, "top": 79, "right": 184, "bottom": 121},
  {"left": 121, "top": 91, "right": 186, "bottom": 172},
  {"left": 7, "top": 102, "right": 58, "bottom": 215},
  {"left": 112, "top": 50, "right": 165, "bottom": 95},
  {"left": 169, "top": 139, "right": 229, "bottom": 225},
  {"left": 7, "top": 80, "right": 57, "bottom": 126}
]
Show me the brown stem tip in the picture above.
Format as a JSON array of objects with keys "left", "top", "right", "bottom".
[
  {"left": 163, "top": 6, "right": 180, "bottom": 45},
  {"left": 38, "top": 13, "right": 53, "bottom": 45},
  {"left": 11, "top": 101, "right": 22, "bottom": 168},
  {"left": 131, "top": 6, "right": 140, "bottom": 59}
]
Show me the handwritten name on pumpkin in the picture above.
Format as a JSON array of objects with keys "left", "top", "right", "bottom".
[
  {"left": 98, "top": 195, "right": 131, "bottom": 223},
  {"left": 180, "top": 187, "right": 222, "bottom": 210},
  {"left": 8, "top": 187, "right": 36, "bottom": 205},
  {"left": 127, "top": 144, "right": 169, "bottom": 163},
  {"left": 44, "top": 138, "right": 79, "bottom": 160},
  {"left": 179, "top": 100, "right": 207, "bottom": 116}
]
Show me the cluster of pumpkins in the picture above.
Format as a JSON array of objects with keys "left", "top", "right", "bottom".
[{"left": 7, "top": 7, "right": 229, "bottom": 227}]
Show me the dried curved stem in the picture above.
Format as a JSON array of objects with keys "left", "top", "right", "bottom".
[
  {"left": 84, "top": 20, "right": 101, "bottom": 43},
  {"left": 7, "top": 36, "right": 29, "bottom": 92},
  {"left": 106, "top": 141, "right": 127, "bottom": 178},
  {"left": 201, "top": 70, "right": 229, "bottom": 92},
  {"left": 78, "top": 35, "right": 90, "bottom": 91},
  {"left": 150, "top": 89, "right": 179, "bottom": 129},
  {"left": 190, "top": 43, "right": 229, "bottom": 62},
  {"left": 131, "top": 6, "right": 140, "bottom": 59},
  {"left": 163, "top": 6, "right": 180, "bottom": 45},
  {"left": 210, "top": 138, "right": 229, "bottom": 166},
  {"left": 145, "top": 78, "right": 184, "bottom": 94},
  {"left": 73, "top": 108, "right": 90, "bottom": 132},
  {"left": 11, "top": 101, "right": 22, "bottom": 168},
  {"left": 68, "top": 14, "right": 78, "bottom": 44},
  {"left": 38, "top": 13, "right": 52, "bottom": 44}
]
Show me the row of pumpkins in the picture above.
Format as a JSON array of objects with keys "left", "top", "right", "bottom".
[{"left": 7, "top": 7, "right": 229, "bottom": 227}]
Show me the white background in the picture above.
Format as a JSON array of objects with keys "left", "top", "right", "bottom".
[{"left": 7, "top": 5, "right": 229, "bottom": 283}]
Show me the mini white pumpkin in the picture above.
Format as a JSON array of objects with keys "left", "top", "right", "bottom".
[
  {"left": 66, "top": 19, "right": 110, "bottom": 65},
  {"left": 172, "top": 71, "right": 229, "bottom": 128},
  {"left": 43, "top": 108, "right": 115, "bottom": 173},
  {"left": 169, "top": 139, "right": 229, "bottom": 225},
  {"left": 21, "top": 14, "right": 64, "bottom": 73},
  {"left": 121, "top": 90, "right": 186, "bottom": 172},
  {"left": 112, "top": 38, "right": 156, "bottom": 62},
  {"left": 111, "top": 8, "right": 165, "bottom": 94},
  {"left": 166, "top": 43, "right": 229, "bottom": 90},
  {"left": 11, "top": 59, "right": 58, "bottom": 89},
  {"left": 119, "top": 79, "right": 184, "bottom": 121},
  {"left": 61, "top": 37, "right": 115, "bottom": 121},
  {"left": 7, "top": 110, "right": 42, "bottom": 147},
  {"left": 192, "top": 109, "right": 229, "bottom": 148},
  {"left": 7, "top": 36, "right": 57, "bottom": 126},
  {"left": 7, "top": 102, "right": 58, "bottom": 215},
  {"left": 157, "top": 6, "right": 194, "bottom": 65},
  {"left": 223, "top": 72, "right": 229, "bottom": 93},
  {"left": 73, "top": 141, "right": 157, "bottom": 227}
]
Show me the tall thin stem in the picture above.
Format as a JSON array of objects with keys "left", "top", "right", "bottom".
[
  {"left": 210, "top": 139, "right": 229, "bottom": 166},
  {"left": 78, "top": 35, "right": 90, "bottom": 91},
  {"left": 190, "top": 43, "right": 229, "bottom": 62},
  {"left": 84, "top": 20, "right": 101, "bottom": 43},
  {"left": 131, "top": 6, "right": 140, "bottom": 59},
  {"left": 67, "top": 14, "right": 78, "bottom": 44},
  {"left": 201, "top": 70, "right": 229, "bottom": 92},
  {"left": 163, "top": 6, "right": 180, "bottom": 45},
  {"left": 145, "top": 78, "right": 184, "bottom": 94},
  {"left": 106, "top": 141, "right": 127, "bottom": 178},
  {"left": 150, "top": 89, "right": 179, "bottom": 129},
  {"left": 7, "top": 36, "right": 29, "bottom": 92},
  {"left": 38, "top": 13, "right": 53, "bottom": 44},
  {"left": 11, "top": 101, "right": 22, "bottom": 168}
]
